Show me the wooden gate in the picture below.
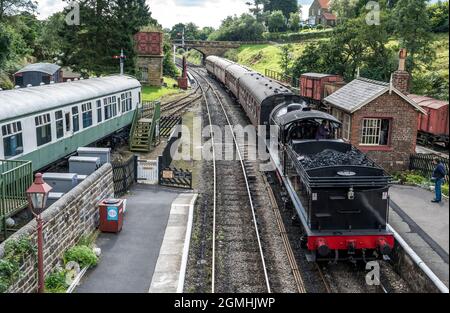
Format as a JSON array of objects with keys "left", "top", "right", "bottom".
[
  {"left": 137, "top": 159, "right": 159, "bottom": 184},
  {"left": 111, "top": 156, "right": 137, "bottom": 197}
]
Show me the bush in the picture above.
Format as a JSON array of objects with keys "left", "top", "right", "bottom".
[
  {"left": 443, "top": 184, "right": 449, "bottom": 197},
  {"left": 262, "top": 29, "right": 333, "bottom": 42},
  {"left": 45, "top": 270, "right": 69, "bottom": 293},
  {"left": 64, "top": 245, "right": 98, "bottom": 268},
  {"left": 316, "top": 24, "right": 324, "bottom": 30}
]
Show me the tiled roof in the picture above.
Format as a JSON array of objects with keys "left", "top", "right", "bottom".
[
  {"left": 323, "top": 77, "right": 426, "bottom": 114},
  {"left": 318, "top": 0, "right": 330, "bottom": 9},
  {"left": 322, "top": 12, "right": 337, "bottom": 20}
]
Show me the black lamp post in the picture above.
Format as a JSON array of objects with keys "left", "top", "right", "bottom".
[{"left": 26, "top": 173, "right": 52, "bottom": 293}]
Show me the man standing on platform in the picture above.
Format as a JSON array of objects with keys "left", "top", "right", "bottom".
[{"left": 431, "top": 158, "right": 447, "bottom": 203}]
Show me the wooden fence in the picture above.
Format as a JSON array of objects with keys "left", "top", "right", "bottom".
[
  {"left": 111, "top": 156, "right": 137, "bottom": 197},
  {"left": 265, "top": 69, "right": 300, "bottom": 95},
  {"left": 409, "top": 154, "right": 449, "bottom": 183}
]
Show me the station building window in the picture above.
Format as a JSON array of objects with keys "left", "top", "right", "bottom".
[
  {"left": 121, "top": 92, "right": 132, "bottom": 112},
  {"left": 82, "top": 102, "right": 93, "bottom": 128},
  {"left": 2, "top": 121, "right": 23, "bottom": 158},
  {"left": 35, "top": 113, "right": 52, "bottom": 146},
  {"left": 55, "top": 110, "right": 64, "bottom": 139},
  {"left": 96, "top": 100, "right": 102, "bottom": 123},
  {"left": 361, "top": 118, "right": 390, "bottom": 146},
  {"left": 72, "top": 106, "right": 80, "bottom": 133}
]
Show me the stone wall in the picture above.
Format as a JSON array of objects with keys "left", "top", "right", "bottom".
[
  {"left": 0, "top": 164, "right": 114, "bottom": 293},
  {"left": 350, "top": 91, "right": 420, "bottom": 172},
  {"left": 137, "top": 55, "right": 164, "bottom": 87}
]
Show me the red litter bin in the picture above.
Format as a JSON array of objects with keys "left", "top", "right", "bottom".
[{"left": 99, "top": 199, "right": 124, "bottom": 233}]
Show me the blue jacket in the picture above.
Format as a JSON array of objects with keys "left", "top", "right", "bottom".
[{"left": 433, "top": 163, "right": 446, "bottom": 180}]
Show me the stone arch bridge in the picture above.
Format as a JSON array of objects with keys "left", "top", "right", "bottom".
[{"left": 172, "top": 40, "right": 267, "bottom": 60}]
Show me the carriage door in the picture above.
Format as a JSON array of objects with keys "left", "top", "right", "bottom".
[{"left": 64, "top": 111, "right": 72, "bottom": 135}]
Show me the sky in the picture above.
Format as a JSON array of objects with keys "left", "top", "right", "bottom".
[{"left": 36, "top": 0, "right": 313, "bottom": 28}]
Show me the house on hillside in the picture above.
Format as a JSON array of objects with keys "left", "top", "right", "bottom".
[
  {"left": 323, "top": 53, "right": 426, "bottom": 172},
  {"left": 309, "top": 0, "right": 337, "bottom": 26}
]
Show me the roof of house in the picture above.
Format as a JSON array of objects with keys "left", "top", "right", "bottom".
[
  {"left": 318, "top": 0, "right": 330, "bottom": 9},
  {"left": 323, "top": 77, "right": 427, "bottom": 114},
  {"left": 322, "top": 12, "right": 337, "bottom": 20},
  {"left": 0, "top": 75, "right": 141, "bottom": 122},
  {"left": 407, "top": 94, "right": 448, "bottom": 110},
  {"left": 15, "top": 63, "right": 61, "bottom": 75}
]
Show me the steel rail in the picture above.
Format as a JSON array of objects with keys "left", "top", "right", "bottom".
[{"left": 191, "top": 67, "right": 271, "bottom": 293}]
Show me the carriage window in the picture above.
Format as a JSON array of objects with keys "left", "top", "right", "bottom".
[
  {"left": 361, "top": 118, "right": 390, "bottom": 146},
  {"left": 121, "top": 92, "right": 132, "bottom": 112},
  {"left": 72, "top": 106, "right": 80, "bottom": 133},
  {"left": 96, "top": 100, "right": 102, "bottom": 123},
  {"left": 35, "top": 113, "right": 52, "bottom": 146},
  {"left": 104, "top": 98, "right": 112, "bottom": 120},
  {"left": 2, "top": 122, "right": 23, "bottom": 158},
  {"left": 55, "top": 110, "right": 64, "bottom": 139},
  {"left": 112, "top": 96, "right": 117, "bottom": 116},
  {"left": 82, "top": 102, "right": 93, "bottom": 128}
]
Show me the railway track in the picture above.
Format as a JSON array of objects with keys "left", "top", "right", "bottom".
[{"left": 190, "top": 68, "right": 271, "bottom": 293}]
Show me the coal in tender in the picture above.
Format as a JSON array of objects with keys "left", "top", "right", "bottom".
[{"left": 298, "top": 148, "right": 374, "bottom": 169}]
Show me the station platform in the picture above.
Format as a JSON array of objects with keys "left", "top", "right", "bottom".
[
  {"left": 389, "top": 184, "right": 449, "bottom": 288},
  {"left": 75, "top": 184, "right": 192, "bottom": 293}
]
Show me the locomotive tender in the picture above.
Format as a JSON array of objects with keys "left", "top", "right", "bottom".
[
  {"left": 206, "top": 56, "right": 394, "bottom": 261},
  {"left": 0, "top": 75, "right": 141, "bottom": 171}
]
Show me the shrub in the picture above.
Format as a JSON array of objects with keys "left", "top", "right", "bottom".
[
  {"left": 45, "top": 270, "right": 69, "bottom": 293},
  {"left": 64, "top": 245, "right": 98, "bottom": 268},
  {"left": 443, "top": 184, "right": 449, "bottom": 197}
]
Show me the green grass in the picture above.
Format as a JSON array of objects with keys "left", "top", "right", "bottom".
[
  {"left": 227, "top": 34, "right": 449, "bottom": 98},
  {"left": 225, "top": 40, "right": 325, "bottom": 74},
  {"left": 141, "top": 77, "right": 182, "bottom": 101}
]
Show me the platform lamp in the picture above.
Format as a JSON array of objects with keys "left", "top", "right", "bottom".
[{"left": 26, "top": 173, "right": 52, "bottom": 293}]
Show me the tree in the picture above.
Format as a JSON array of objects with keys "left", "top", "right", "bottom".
[
  {"left": 0, "top": 23, "right": 11, "bottom": 67},
  {"left": 246, "top": 0, "right": 268, "bottom": 22},
  {"left": 393, "top": 0, "right": 434, "bottom": 71},
  {"left": 208, "top": 14, "right": 265, "bottom": 41},
  {"left": 60, "top": 0, "right": 152, "bottom": 75},
  {"left": 198, "top": 26, "right": 215, "bottom": 40},
  {"left": 427, "top": 0, "right": 449, "bottom": 33},
  {"left": 162, "top": 33, "right": 178, "bottom": 78},
  {"left": 291, "top": 16, "right": 396, "bottom": 82},
  {"left": 288, "top": 12, "right": 300, "bottom": 32},
  {"left": 264, "top": 0, "right": 298, "bottom": 18},
  {"left": 279, "top": 44, "right": 293, "bottom": 77},
  {"left": 267, "top": 10, "right": 287, "bottom": 33},
  {"left": 0, "top": 0, "right": 36, "bottom": 21}
]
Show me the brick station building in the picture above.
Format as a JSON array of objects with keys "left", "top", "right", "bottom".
[{"left": 323, "top": 51, "right": 426, "bottom": 171}]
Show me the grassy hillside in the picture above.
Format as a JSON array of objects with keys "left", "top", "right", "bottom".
[{"left": 225, "top": 34, "right": 449, "bottom": 100}]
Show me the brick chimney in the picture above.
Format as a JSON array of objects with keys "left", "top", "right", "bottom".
[{"left": 392, "top": 48, "right": 411, "bottom": 94}]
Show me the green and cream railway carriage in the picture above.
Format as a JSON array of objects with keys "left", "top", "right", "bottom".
[{"left": 0, "top": 75, "right": 142, "bottom": 171}]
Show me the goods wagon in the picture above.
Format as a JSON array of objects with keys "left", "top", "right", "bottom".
[
  {"left": 300, "top": 73, "right": 343, "bottom": 104},
  {"left": 409, "top": 94, "right": 449, "bottom": 147}
]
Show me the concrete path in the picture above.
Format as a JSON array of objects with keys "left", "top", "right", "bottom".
[
  {"left": 76, "top": 184, "right": 181, "bottom": 293},
  {"left": 149, "top": 193, "right": 198, "bottom": 293},
  {"left": 389, "top": 184, "right": 449, "bottom": 287}
]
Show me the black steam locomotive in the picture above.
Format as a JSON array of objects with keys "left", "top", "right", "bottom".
[{"left": 206, "top": 56, "right": 394, "bottom": 262}]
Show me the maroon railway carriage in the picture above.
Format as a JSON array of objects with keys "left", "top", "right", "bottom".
[{"left": 300, "top": 73, "right": 344, "bottom": 106}]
